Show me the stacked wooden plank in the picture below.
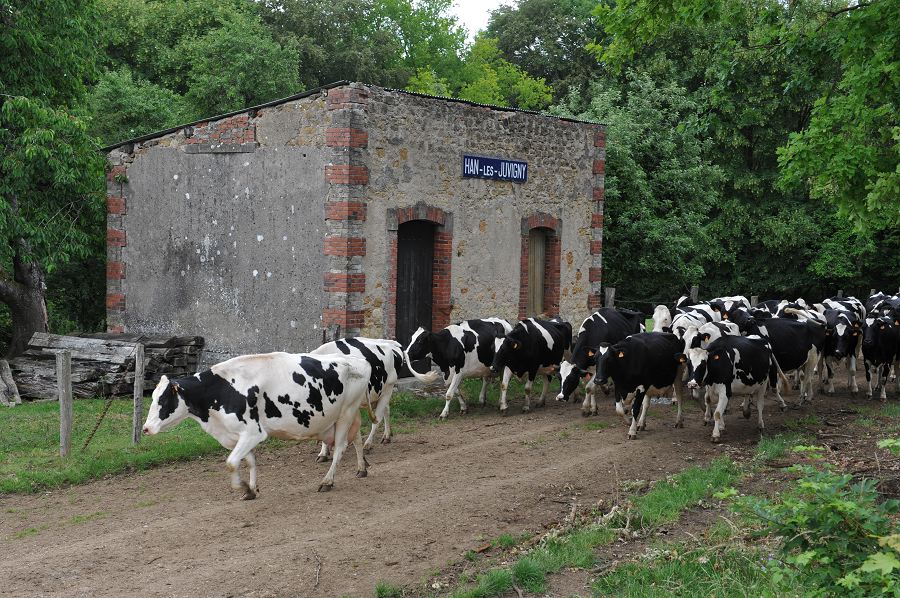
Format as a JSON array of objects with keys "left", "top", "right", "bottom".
[{"left": 9, "top": 332, "right": 204, "bottom": 400}]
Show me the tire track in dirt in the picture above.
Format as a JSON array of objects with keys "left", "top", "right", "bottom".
[{"left": 0, "top": 398, "right": 788, "bottom": 597}]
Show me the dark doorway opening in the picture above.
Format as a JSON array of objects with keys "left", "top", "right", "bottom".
[{"left": 396, "top": 220, "right": 435, "bottom": 374}]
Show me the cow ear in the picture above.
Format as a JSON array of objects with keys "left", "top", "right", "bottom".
[
  {"left": 702, "top": 333, "right": 711, "bottom": 342},
  {"left": 675, "top": 353, "right": 686, "bottom": 363},
  {"left": 171, "top": 381, "right": 183, "bottom": 393},
  {"left": 512, "top": 341, "right": 520, "bottom": 350},
  {"left": 587, "top": 349, "right": 594, "bottom": 357}
]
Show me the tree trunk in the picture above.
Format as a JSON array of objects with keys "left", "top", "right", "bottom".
[{"left": 6, "top": 285, "right": 49, "bottom": 358}]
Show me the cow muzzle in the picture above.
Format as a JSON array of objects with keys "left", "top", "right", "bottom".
[{"left": 687, "top": 379, "right": 699, "bottom": 389}]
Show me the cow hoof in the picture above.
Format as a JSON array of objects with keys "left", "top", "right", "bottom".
[
  {"left": 239, "top": 482, "right": 257, "bottom": 500},
  {"left": 439, "top": 414, "right": 448, "bottom": 420},
  {"left": 674, "top": 421, "right": 684, "bottom": 429},
  {"left": 460, "top": 408, "right": 468, "bottom": 415},
  {"left": 743, "top": 410, "right": 751, "bottom": 420},
  {"left": 581, "top": 410, "right": 590, "bottom": 418},
  {"left": 380, "top": 436, "right": 391, "bottom": 445},
  {"left": 522, "top": 406, "right": 530, "bottom": 413},
  {"left": 638, "top": 423, "right": 646, "bottom": 431},
  {"left": 356, "top": 470, "right": 368, "bottom": 478},
  {"left": 315, "top": 455, "right": 329, "bottom": 463},
  {"left": 317, "top": 483, "right": 334, "bottom": 492},
  {"left": 363, "top": 444, "right": 373, "bottom": 453},
  {"left": 780, "top": 404, "right": 788, "bottom": 412},
  {"left": 627, "top": 433, "right": 637, "bottom": 440},
  {"left": 711, "top": 436, "right": 721, "bottom": 444}
]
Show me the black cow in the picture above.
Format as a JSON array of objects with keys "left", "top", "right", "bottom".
[
  {"left": 491, "top": 318, "right": 572, "bottom": 413},
  {"left": 863, "top": 316, "right": 899, "bottom": 401},
  {"left": 405, "top": 318, "right": 513, "bottom": 419},
  {"left": 739, "top": 314, "right": 824, "bottom": 406},
  {"left": 687, "top": 335, "right": 778, "bottom": 442},
  {"left": 593, "top": 332, "right": 686, "bottom": 439},
  {"left": 820, "top": 307, "right": 864, "bottom": 395},
  {"left": 555, "top": 307, "right": 644, "bottom": 414}
]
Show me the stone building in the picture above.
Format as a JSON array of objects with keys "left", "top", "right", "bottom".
[{"left": 104, "top": 82, "right": 605, "bottom": 363}]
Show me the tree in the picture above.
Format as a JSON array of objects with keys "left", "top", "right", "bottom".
[
  {"left": 593, "top": 0, "right": 899, "bottom": 232},
  {"left": 0, "top": 0, "right": 105, "bottom": 357},
  {"left": 486, "top": 0, "right": 602, "bottom": 101},
  {"left": 552, "top": 73, "right": 722, "bottom": 302},
  {"left": 86, "top": 68, "right": 190, "bottom": 146}
]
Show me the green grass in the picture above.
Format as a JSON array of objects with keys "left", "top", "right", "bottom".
[
  {"left": 593, "top": 544, "right": 785, "bottom": 597},
  {"left": 374, "top": 581, "right": 405, "bottom": 598},
  {"left": 580, "top": 421, "right": 610, "bottom": 431},
  {"left": 0, "top": 398, "right": 224, "bottom": 494},
  {"left": 879, "top": 403, "right": 900, "bottom": 418},
  {"left": 755, "top": 432, "right": 810, "bottom": 462},
  {"left": 631, "top": 458, "right": 738, "bottom": 528},
  {"left": 781, "top": 414, "right": 821, "bottom": 431},
  {"left": 450, "top": 568, "right": 514, "bottom": 598}
]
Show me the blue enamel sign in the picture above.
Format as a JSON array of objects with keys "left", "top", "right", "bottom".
[{"left": 462, "top": 155, "right": 528, "bottom": 183}]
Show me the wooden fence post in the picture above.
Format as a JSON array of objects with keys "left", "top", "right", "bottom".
[
  {"left": 0, "top": 359, "right": 20, "bottom": 406},
  {"left": 837, "top": 289, "right": 843, "bottom": 298},
  {"left": 690, "top": 285, "right": 699, "bottom": 303},
  {"left": 132, "top": 343, "right": 145, "bottom": 444},
  {"left": 604, "top": 286, "right": 616, "bottom": 308},
  {"left": 750, "top": 295, "right": 759, "bottom": 307},
  {"left": 57, "top": 351, "right": 72, "bottom": 458},
  {"left": 870, "top": 288, "right": 876, "bottom": 298}
]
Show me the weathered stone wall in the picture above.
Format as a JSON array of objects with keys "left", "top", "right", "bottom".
[
  {"left": 362, "top": 87, "right": 602, "bottom": 335},
  {"left": 107, "top": 96, "right": 332, "bottom": 363}
]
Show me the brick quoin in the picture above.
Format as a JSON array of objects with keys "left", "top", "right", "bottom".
[
  {"left": 106, "top": 293, "right": 125, "bottom": 310},
  {"left": 322, "top": 309, "right": 365, "bottom": 329},
  {"left": 107, "top": 261, "right": 125, "bottom": 280},
  {"left": 592, "top": 187, "right": 605, "bottom": 201},
  {"left": 325, "top": 164, "right": 369, "bottom": 185},
  {"left": 589, "top": 267, "right": 603, "bottom": 283},
  {"left": 107, "top": 325, "right": 125, "bottom": 334},
  {"left": 185, "top": 115, "right": 256, "bottom": 146},
  {"left": 591, "top": 213, "right": 604, "bottom": 228},
  {"left": 325, "top": 201, "right": 367, "bottom": 221},
  {"left": 323, "top": 236, "right": 366, "bottom": 256},
  {"left": 593, "top": 159, "right": 605, "bottom": 175},
  {"left": 107, "top": 228, "right": 126, "bottom": 247},
  {"left": 323, "top": 272, "right": 366, "bottom": 293},
  {"left": 107, "top": 196, "right": 126, "bottom": 215},
  {"left": 326, "top": 87, "right": 369, "bottom": 110},
  {"left": 325, "top": 128, "right": 368, "bottom": 148},
  {"left": 590, "top": 240, "right": 603, "bottom": 255},
  {"left": 588, "top": 294, "right": 603, "bottom": 310},
  {"left": 594, "top": 128, "right": 606, "bottom": 148},
  {"left": 107, "top": 165, "right": 126, "bottom": 182}
]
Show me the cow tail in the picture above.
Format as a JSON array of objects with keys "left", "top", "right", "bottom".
[
  {"left": 403, "top": 350, "right": 441, "bottom": 384},
  {"left": 770, "top": 354, "right": 792, "bottom": 396}
]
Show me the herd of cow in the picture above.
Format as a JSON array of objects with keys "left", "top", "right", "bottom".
[{"left": 141, "top": 291, "right": 900, "bottom": 498}]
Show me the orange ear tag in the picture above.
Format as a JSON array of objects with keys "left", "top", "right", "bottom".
[
  {"left": 617, "top": 351, "right": 624, "bottom": 358},
  {"left": 713, "top": 355, "right": 720, "bottom": 360}
]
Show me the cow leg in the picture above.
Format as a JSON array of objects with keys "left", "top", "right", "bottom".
[
  {"left": 865, "top": 360, "right": 874, "bottom": 399},
  {"left": 581, "top": 386, "right": 592, "bottom": 416},
  {"left": 825, "top": 358, "right": 835, "bottom": 394},
  {"left": 440, "top": 373, "right": 463, "bottom": 419},
  {"left": 242, "top": 452, "right": 258, "bottom": 500},
  {"left": 756, "top": 385, "right": 766, "bottom": 432},
  {"left": 703, "top": 387, "right": 714, "bottom": 426},
  {"left": 741, "top": 393, "right": 752, "bottom": 420},
  {"left": 522, "top": 376, "right": 534, "bottom": 412},
  {"left": 636, "top": 390, "right": 650, "bottom": 432},
  {"left": 535, "top": 375, "right": 551, "bottom": 408},
  {"left": 478, "top": 378, "right": 489, "bottom": 407},
  {"left": 590, "top": 383, "right": 600, "bottom": 416},
  {"left": 627, "top": 391, "right": 645, "bottom": 439},
  {"left": 319, "top": 410, "right": 360, "bottom": 491},
  {"left": 848, "top": 355, "right": 859, "bottom": 395},
  {"left": 498, "top": 368, "right": 513, "bottom": 414},
  {"left": 673, "top": 377, "right": 685, "bottom": 429},
  {"left": 800, "top": 348, "right": 818, "bottom": 405},
  {"left": 226, "top": 429, "right": 266, "bottom": 497},
  {"left": 316, "top": 442, "right": 331, "bottom": 463},
  {"left": 711, "top": 385, "right": 729, "bottom": 442},
  {"left": 353, "top": 425, "right": 368, "bottom": 478}
]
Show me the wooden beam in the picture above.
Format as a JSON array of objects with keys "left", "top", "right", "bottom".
[
  {"left": 132, "top": 344, "right": 145, "bottom": 444},
  {"left": 57, "top": 351, "right": 73, "bottom": 457}
]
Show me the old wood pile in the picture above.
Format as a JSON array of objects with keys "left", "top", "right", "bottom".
[{"left": 9, "top": 333, "right": 204, "bottom": 400}]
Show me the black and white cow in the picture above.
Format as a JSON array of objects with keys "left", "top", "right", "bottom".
[
  {"left": 311, "top": 337, "right": 439, "bottom": 460},
  {"left": 490, "top": 318, "right": 572, "bottom": 413},
  {"left": 592, "top": 332, "right": 686, "bottom": 439},
  {"left": 142, "top": 352, "right": 373, "bottom": 496},
  {"left": 816, "top": 297, "right": 866, "bottom": 395},
  {"left": 777, "top": 303, "right": 828, "bottom": 326},
  {"left": 862, "top": 316, "right": 899, "bottom": 401},
  {"left": 681, "top": 321, "right": 742, "bottom": 419},
  {"left": 674, "top": 300, "right": 720, "bottom": 322},
  {"left": 739, "top": 314, "right": 823, "bottom": 406},
  {"left": 405, "top": 318, "right": 513, "bottom": 419},
  {"left": 687, "top": 335, "right": 778, "bottom": 442},
  {"left": 709, "top": 295, "right": 751, "bottom": 320},
  {"left": 555, "top": 307, "right": 645, "bottom": 414}
]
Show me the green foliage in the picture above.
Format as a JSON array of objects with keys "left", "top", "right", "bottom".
[
  {"left": 185, "top": 19, "right": 300, "bottom": 116},
  {"left": 374, "top": 581, "right": 405, "bottom": 598},
  {"left": 511, "top": 557, "right": 546, "bottom": 593},
  {"left": 86, "top": 68, "right": 190, "bottom": 145},
  {"left": 0, "top": 97, "right": 106, "bottom": 272},
  {"left": 552, "top": 73, "right": 721, "bottom": 300},
  {"left": 735, "top": 447, "right": 900, "bottom": 595},
  {"left": 449, "top": 568, "right": 513, "bottom": 598},
  {"left": 755, "top": 432, "right": 810, "bottom": 462}
]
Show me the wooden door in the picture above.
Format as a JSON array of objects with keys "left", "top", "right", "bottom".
[
  {"left": 396, "top": 220, "right": 435, "bottom": 348},
  {"left": 528, "top": 228, "right": 547, "bottom": 316}
]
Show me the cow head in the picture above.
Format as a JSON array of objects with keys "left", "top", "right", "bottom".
[
  {"left": 833, "top": 313, "right": 862, "bottom": 358},
  {"left": 490, "top": 324, "right": 528, "bottom": 374},
  {"left": 142, "top": 375, "right": 189, "bottom": 435},
  {"left": 863, "top": 316, "right": 897, "bottom": 349},
  {"left": 556, "top": 352, "right": 599, "bottom": 402},
  {"left": 688, "top": 345, "right": 728, "bottom": 389},
  {"left": 651, "top": 304, "right": 672, "bottom": 332},
  {"left": 405, "top": 327, "right": 432, "bottom": 362}
]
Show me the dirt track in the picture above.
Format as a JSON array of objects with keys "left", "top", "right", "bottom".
[{"left": 0, "top": 390, "right": 854, "bottom": 597}]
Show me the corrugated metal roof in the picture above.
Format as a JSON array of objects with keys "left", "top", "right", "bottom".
[{"left": 101, "top": 81, "right": 603, "bottom": 152}]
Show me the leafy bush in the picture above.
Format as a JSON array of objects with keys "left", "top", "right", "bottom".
[{"left": 735, "top": 446, "right": 900, "bottom": 595}]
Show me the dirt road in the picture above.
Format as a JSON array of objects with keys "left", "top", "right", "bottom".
[{"left": 0, "top": 394, "right": 828, "bottom": 597}]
